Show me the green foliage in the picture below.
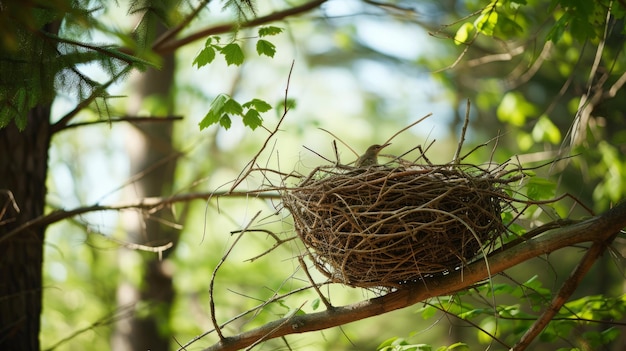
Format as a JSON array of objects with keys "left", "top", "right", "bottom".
[
  {"left": 221, "top": 43, "right": 245, "bottom": 66},
  {"left": 258, "top": 26, "right": 284, "bottom": 37},
  {"left": 193, "top": 37, "right": 218, "bottom": 68},
  {"left": 475, "top": 2, "right": 499, "bottom": 37},
  {"left": 193, "top": 27, "right": 282, "bottom": 67},
  {"left": 199, "top": 94, "right": 270, "bottom": 130},
  {"left": 532, "top": 115, "right": 561, "bottom": 144},
  {"left": 590, "top": 141, "right": 626, "bottom": 208},
  {"left": 526, "top": 177, "right": 557, "bottom": 201},
  {"left": 496, "top": 92, "right": 537, "bottom": 127},
  {"left": 454, "top": 22, "right": 475, "bottom": 45},
  {"left": 221, "top": 0, "right": 257, "bottom": 20},
  {"left": 256, "top": 39, "right": 276, "bottom": 57},
  {"left": 192, "top": 37, "right": 245, "bottom": 67},
  {"left": 546, "top": 0, "right": 618, "bottom": 43},
  {"left": 414, "top": 279, "right": 624, "bottom": 349},
  {"left": 377, "top": 337, "right": 433, "bottom": 351},
  {"left": 459, "top": 0, "right": 622, "bottom": 44},
  {"left": 0, "top": 0, "right": 156, "bottom": 130},
  {"left": 377, "top": 337, "right": 470, "bottom": 351}
]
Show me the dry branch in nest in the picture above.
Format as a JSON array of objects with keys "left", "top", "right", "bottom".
[{"left": 282, "top": 162, "right": 521, "bottom": 289}]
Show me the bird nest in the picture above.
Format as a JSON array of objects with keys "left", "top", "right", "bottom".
[{"left": 282, "top": 164, "right": 516, "bottom": 289}]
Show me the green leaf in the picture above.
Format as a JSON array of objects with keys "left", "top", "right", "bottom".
[
  {"left": 223, "top": 98, "right": 243, "bottom": 115},
  {"left": 417, "top": 305, "right": 437, "bottom": 319},
  {"left": 532, "top": 115, "right": 562, "bottom": 144},
  {"left": 454, "top": 22, "right": 475, "bottom": 45},
  {"left": 458, "top": 308, "right": 489, "bottom": 319},
  {"left": 547, "top": 14, "right": 570, "bottom": 43},
  {"left": 258, "top": 26, "right": 283, "bottom": 37},
  {"left": 377, "top": 337, "right": 400, "bottom": 349},
  {"left": 497, "top": 92, "right": 537, "bottom": 126},
  {"left": 446, "top": 342, "right": 469, "bottom": 350},
  {"left": 220, "top": 43, "right": 244, "bottom": 66},
  {"left": 526, "top": 177, "right": 556, "bottom": 201},
  {"left": 311, "top": 298, "right": 320, "bottom": 310},
  {"left": 601, "top": 327, "right": 621, "bottom": 344},
  {"left": 256, "top": 39, "right": 276, "bottom": 57},
  {"left": 193, "top": 46, "right": 216, "bottom": 68},
  {"left": 475, "top": 4, "right": 498, "bottom": 36},
  {"left": 199, "top": 94, "right": 229, "bottom": 130},
  {"left": 219, "top": 114, "right": 232, "bottom": 129},
  {"left": 243, "top": 109, "right": 263, "bottom": 130},
  {"left": 243, "top": 98, "right": 272, "bottom": 112}
]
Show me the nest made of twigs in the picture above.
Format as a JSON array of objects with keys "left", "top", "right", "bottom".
[{"left": 282, "top": 164, "right": 513, "bottom": 289}]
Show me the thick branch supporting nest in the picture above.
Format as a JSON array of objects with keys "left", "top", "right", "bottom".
[{"left": 283, "top": 165, "right": 515, "bottom": 289}]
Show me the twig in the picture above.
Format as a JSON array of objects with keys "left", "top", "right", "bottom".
[
  {"left": 57, "top": 115, "right": 183, "bottom": 132},
  {"left": 243, "top": 301, "right": 307, "bottom": 351},
  {"left": 152, "top": 0, "right": 211, "bottom": 52},
  {"left": 383, "top": 113, "right": 433, "bottom": 146},
  {"left": 318, "top": 128, "right": 357, "bottom": 158},
  {"left": 177, "top": 283, "right": 325, "bottom": 350},
  {"left": 298, "top": 257, "right": 333, "bottom": 310},
  {"left": 453, "top": 99, "right": 471, "bottom": 164},
  {"left": 243, "top": 231, "right": 298, "bottom": 262},
  {"left": 302, "top": 145, "right": 334, "bottom": 164},
  {"left": 0, "top": 189, "right": 20, "bottom": 225},
  {"left": 209, "top": 211, "right": 262, "bottom": 340},
  {"left": 229, "top": 60, "right": 295, "bottom": 192},
  {"left": 426, "top": 301, "right": 510, "bottom": 348},
  {"left": 51, "top": 65, "right": 134, "bottom": 133}
]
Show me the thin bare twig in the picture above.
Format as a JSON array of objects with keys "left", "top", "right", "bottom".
[
  {"left": 318, "top": 128, "right": 357, "bottom": 159},
  {"left": 452, "top": 99, "right": 470, "bottom": 164},
  {"left": 298, "top": 257, "right": 333, "bottom": 310},
  {"left": 383, "top": 113, "right": 433, "bottom": 146},
  {"left": 229, "top": 60, "right": 295, "bottom": 192},
  {"left": 51, "top": 65, "right": 135, "bottom": 133},
  {"left": 209, "top": 211, "right": 262, "bottom": 340}
]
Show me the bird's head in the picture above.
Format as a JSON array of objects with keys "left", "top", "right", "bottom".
[{"left": 367, "top": 142, "right": 391, "bottom": 155}]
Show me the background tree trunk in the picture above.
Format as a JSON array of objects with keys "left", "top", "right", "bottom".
[{"left": 111, "top": 23, "right": 179, "bottom": 351}]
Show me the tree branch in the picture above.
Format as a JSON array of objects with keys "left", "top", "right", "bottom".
[
  {"left": 201, "top": 201, "right": 626, "bottom": 351},
  {"left": 0, "top": 190, "right": 282, "bottom": 245},
  {"left": 153, "top": 0, "right": 328, "bottom": 54},
  {"left": 56, "top": 115, "right": 183, "bottom": 132},
  {"left": 511, "top": 231, "right": 617, "bottom": 350}
]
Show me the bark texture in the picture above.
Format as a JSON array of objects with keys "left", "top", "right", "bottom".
[{"left": 0, "top": 106, "right": 52, "bottom": 350}]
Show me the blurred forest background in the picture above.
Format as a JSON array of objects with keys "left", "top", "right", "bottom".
[{"left": 1, "top": 0, "right": 626, "bottom": 350}]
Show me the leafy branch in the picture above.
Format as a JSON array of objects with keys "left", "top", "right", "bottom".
[{"left": 152, "top": 0, "right": 328, "bottom": 54}]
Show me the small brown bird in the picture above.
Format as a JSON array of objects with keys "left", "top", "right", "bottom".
[{"left": 355, "top": 143, "right": 391, "bottom": 167}]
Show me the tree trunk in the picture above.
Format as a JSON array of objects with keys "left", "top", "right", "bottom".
[
  {"left": 111, "top": 23, "right": 179, "bottom": 351},
  {"left": 0, "top": 106, "right": 52, "bottom": 350}
]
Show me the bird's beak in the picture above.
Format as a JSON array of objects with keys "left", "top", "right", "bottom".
[{"left": 380, "top": 142, "right": 391, "bottom": 150}]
